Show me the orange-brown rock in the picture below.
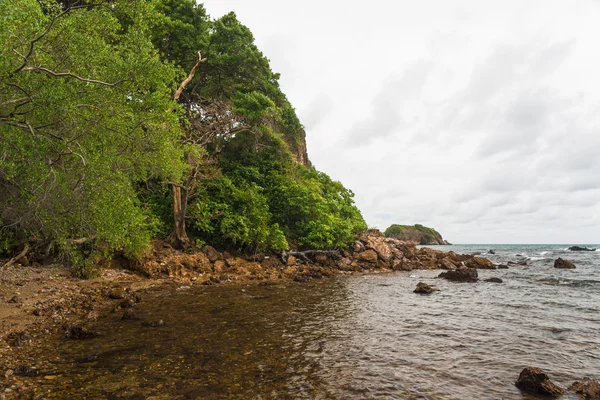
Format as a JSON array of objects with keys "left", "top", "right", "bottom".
[
  {"left": 569, "top": 377, "right": 600, "bottom": 399},
  {"left": 355, "top": 249, "right": 378, "bottom": 263},
  {"left": 515, "top": 367, "right": 564, "bottom": 397},
  {"left": 464, "top": 256, "right": 496, "bottom": 269}
]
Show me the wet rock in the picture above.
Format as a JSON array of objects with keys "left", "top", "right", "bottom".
[
  {"left": 568, "top": 246, "right": 596, "bottom": 252},
  {"left": 121, "top": 309, "right": 141, "bottom": 321},
  {"left": 7, "top": 296, "right": 21, "bottom": 304},
  {"left": 14, "top": 365, "right": 39, "bottom": 377},
  {"left": 569, "top": 377, "right": 600, "bottom": 399},
  {"left": 507, "top": 261, "right": 527, "bottom": 266},
  {"left": 488, "top": 249, "right": 496, "bottom": 254},
  {"left": 66, "top": 325, "right": 99, "bottom": 340},
  {"left": 464, "top": 256, "right": 496, "bottom": 269},
  {"left": 141, "top": 319, "right": 165, "bottom": 327},
  {"left": 497, "top": 264, "right": 509, "bottom": 269},
  {"left": 414, "top": 282, "right": 437, "bottom": 294},
  {"left": 484, "top": 277, "right": 503, "bottom": 283},
  {"left": 515, "top": 367, "right": 564, "bottom": 397},
  {"left": 554, "top": 258, "right": 576, "bottom": 269},
  {"left": 355, "top": 249, "right": 378, "bottom": 263},
  {"left": 5, "top": 331, "right": 32, "bottom": 347},
  {"left": 438, "top": 268, "right": 478, "bottom": 282}
]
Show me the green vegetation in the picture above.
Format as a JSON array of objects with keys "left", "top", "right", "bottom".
[
  {"left": 0, "top": 0, "right": 366, "bottom": 270},
  {"left": 384, "top": 224, "right": 447, "bottom": 245}
]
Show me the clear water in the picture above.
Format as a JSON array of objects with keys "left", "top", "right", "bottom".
[{"left": 16, "top": 245, "right": 600, "bottom": 399}]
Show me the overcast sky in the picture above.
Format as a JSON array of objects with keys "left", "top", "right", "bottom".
[{"left": 202, "top": 0, "right": 600, "bottom": 244}]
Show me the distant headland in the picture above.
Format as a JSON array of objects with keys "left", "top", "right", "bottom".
[{"left": 384, "top": 224, "right": 450, "bottom": 245}]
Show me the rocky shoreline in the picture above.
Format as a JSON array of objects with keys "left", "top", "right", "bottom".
[{"left": 1, "top": 230, "right": 588, "bottom": 398}]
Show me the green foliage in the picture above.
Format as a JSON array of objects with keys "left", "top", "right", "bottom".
[
  {"left": 1, "top": 0, "right": 367, "bottom": 267},
  {"left": 0, "top": 0, "right": 185, "bottom": 262},
  {"left": 384, "top": 224, "right": 444, "bottom": 244}
]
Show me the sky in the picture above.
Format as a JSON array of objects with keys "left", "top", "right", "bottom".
[{"left": 202, "top": 0, "right": 600, "bottom": 244}]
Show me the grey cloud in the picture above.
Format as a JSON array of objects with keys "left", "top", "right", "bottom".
[
  {"left": 300, "top": 93, "right": 334, "bottom": 129},
  {"left": 343, "top": 61, "right": 433, "bottom": 147}
]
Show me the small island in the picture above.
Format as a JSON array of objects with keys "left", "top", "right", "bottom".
[{"left": 384, "top": 224, "right": 451, "bottom": 245}]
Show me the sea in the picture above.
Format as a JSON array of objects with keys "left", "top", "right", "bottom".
[{"left": 23, "top": 244, "right": 600, "bottom": 399}]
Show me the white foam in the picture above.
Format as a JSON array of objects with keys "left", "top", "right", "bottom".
[{"left": 539, "top": 251, "right": 549, "bottom": 256}]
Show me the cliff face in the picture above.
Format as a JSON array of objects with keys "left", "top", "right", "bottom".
[
  {"left": 384, "top": 224, "right": 450, "bottom": 245},
  {"left": 283, "top": 128, "right": 312, "bottom": 168}
]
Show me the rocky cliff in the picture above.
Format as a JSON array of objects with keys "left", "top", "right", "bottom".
[{"left": 384, "top": 224, "right": 450, "bottom": 245}]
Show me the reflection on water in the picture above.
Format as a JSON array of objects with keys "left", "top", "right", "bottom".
[{"left": 19, "top": 247, "right": 600, "bottom": 399}]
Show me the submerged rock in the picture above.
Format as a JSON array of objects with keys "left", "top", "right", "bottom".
[
  {"left": 515, "top": 367, "right": 564, "bottom": 397},
  {"left": 121, "top": 309, "right": 141, "bottom": 321},
  {"left": 414, "top": 282, "right": 437, "bottom": 294},
  {"left": 5, "top": 331, "right": 32, "bottom": 347},
  {"left": 568, "top": 246, "right": 596, "bottom": 252},
  {"left": 507, "top": 261, "right": 527, "bottom": 266},
  {"left": 438, "top": 268, "right": 478, "bottom": 282},
  {"left": 66, "top": 325, "right": 99, "bottom": 340},
  {"left": 497, "top": 264, "right": 509, "bottom": 269},
  {"left": 554, "top": 258, "right": 576, "bottom": 269},
  {"left": 569, "top": 377, "right": 600, "bottom": 399},
  {"left": 484, "top": 277, "right": 503, "bottom": 283},
  {"left": 14, "top": 365, "right": 39, "bottom": 377},
  {"left": 141, "top": 319, "right": 165, "bottom": 327}
]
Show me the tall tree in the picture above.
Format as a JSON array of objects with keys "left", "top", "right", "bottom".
[{"left": 0, "top": 0, "right": 185, "bottom": 260}]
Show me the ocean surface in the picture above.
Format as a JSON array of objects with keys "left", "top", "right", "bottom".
[{"left": 26, "top": 244, "right": 600, "bottom": 399}]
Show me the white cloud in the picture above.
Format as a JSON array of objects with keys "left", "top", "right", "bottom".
[{"left": 202, "top": 0, "right": 600, "bottom": 243}]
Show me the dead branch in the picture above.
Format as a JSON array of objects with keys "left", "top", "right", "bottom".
[
  {"left": 66, "top": 236, "right": 96, "bottom": 245},
  {"left": 21, "top": 66, "right": 121, "bottom": 87},
  {"left": 173, "top": 51, "right": 207, "bottom": 103},
  {"left": 282, "top": 250, "right": 341, "bottom": 264},
  {"left": 2, "top": 244, "right": 30, "bottom": 268}
]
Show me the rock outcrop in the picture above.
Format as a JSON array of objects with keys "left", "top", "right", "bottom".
[
  {"left": 383, "top": 224, "right": 450, "bottom": 245},
  {"left": 136, "top": 230, "right": 494, "bottom": 284},
  {"left": 569, "top": 377, "right": 600, "bottom": 399},
  {"left": 414, "top": 282, "right": 437, "bottom": 294},
  {"left": 515, "top": 367, "right": 564, "bottom": 397},
  {"left": 438, "top": 268, "right": 478, "bottom": 282},
  {"left": 554, "top": 258, "right": 576, "bottom": 269},
  {"left": 568, "top": 246, "right": 596, "bottom": 252}
]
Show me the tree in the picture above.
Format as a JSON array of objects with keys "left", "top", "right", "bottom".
[{"left": 0, "top": 0, "right": 185, "bottom": 263}]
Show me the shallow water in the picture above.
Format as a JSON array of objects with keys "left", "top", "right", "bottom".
[{"left": 21, "top": 245, "right": 600, "bottom": 399}]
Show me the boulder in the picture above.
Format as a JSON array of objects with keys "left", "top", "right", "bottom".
[
  {"left": 569, "top": 377, "right": 600, "bottom": 399},
  {"left": 352, "top": 240, "right": 365, "bottom": 253},
  {"left": 362, "top": 234, "right": 394, "bottom": 262},
  {"left": 489, "top": 249, "right": 496, "bottom": 254},
  {"left": 438, "top": 268, "right": 478, "bottom": 282},
  {"left": 515, "top": 367, "right": 564, "bottom": 397},
  {"left": 554, "top": 258, "right": 576, "bottom": 269},
  {"left": 355, "top": 249, "right": 378, "bottom": 263},
  {"left": 203, "top": 245, "right": 221, "bottom": 262},
  {"left": 484, "top": 277, "right": 503, "bottom": 283},
  {"left": 414, "top": 282, "right": 437, "bottom": 294},
  {"left": 464, "top": 256, "right": 496, "bottom": 269},
  {"left": 568, "top": 246, "right": 596, "bottom": 252}
]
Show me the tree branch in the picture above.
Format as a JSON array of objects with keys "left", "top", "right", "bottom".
[
  {"left": 21, "top": 66, "right": 121, "bottom": 87},
  {"left": 13, "top": 3, "right": 101, "bottom": 74},
  {"left": 173, "top": 51, "right": 206, "bottom": 103},
  {"left": 2, "top": 244, "right": 30, "bottom": 269}
]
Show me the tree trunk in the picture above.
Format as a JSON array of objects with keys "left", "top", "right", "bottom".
[{"left": 169, "top": 184, "right": 189, "bottom": 248}]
